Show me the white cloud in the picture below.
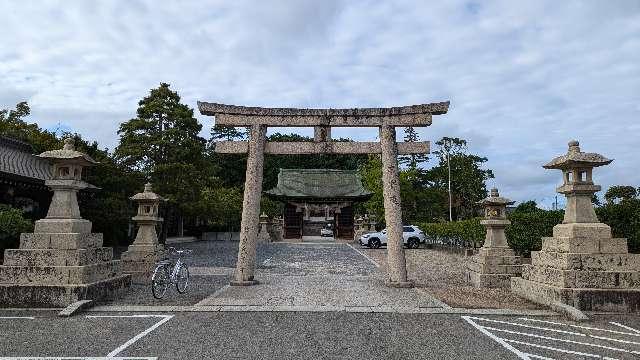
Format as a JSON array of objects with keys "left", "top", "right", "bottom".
[{"left": 1, "top": 0, "right": 639, "bottom": 203}]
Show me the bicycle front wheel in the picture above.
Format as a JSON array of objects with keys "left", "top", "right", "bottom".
[
  {"left": 176, "top": 264, "right": 190, "bottom": 294},
  {"left": 152, "top": 264, "right": 170, "bottom": 299}
]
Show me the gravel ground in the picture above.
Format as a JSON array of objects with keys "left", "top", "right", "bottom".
[
  {"left": 106, "top": 240, "right": 378, "bottom": 306},
  {"left": 360, "top": 246, "right": 543, "bottom": 310},
  {"left": 97, "top": 275, "right": 230, "bottom": 306}
]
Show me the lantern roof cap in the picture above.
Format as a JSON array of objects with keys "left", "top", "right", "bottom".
[
  {"left": 543, "top": 140, "right": 612, "bottom": 170},
  {"left": 130, "top": 183, "right": 165, "bottom": 201},
  {"left": 38, "top": 138, "right": 98, "bottom": 166},
  {"left": 478, "top": 188, "right": 515, "bottom": 206}
]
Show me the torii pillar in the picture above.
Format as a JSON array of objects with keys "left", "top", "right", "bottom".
[{"left": 198, "top": 101, "right": 450, "bottom": 287}]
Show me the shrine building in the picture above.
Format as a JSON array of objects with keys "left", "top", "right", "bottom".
[{"left": 264, "top": 169, "right": 372, "bottom": 240}]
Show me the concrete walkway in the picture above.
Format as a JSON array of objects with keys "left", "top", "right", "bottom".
[{"left": 193, "top": 242, "right": 447, "bottom": 311}]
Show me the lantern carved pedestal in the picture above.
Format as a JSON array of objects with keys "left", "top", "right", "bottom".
[
  {"left": 512, "top": 141, "right": 640, "bottom": 312},
  {"left": 121, "top": 183, "right": 165, "bottom": 284},
  {"left": 465, "top": 188, "right": 522, "bottom": 288},
  {"left": 0, "top": 138, "right": 130, "bottom": 307}
]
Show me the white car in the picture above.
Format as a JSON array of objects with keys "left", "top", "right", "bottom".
[
  {"left": 359, "top": 225, "right": 426, "bottom": 249},
  {"left": 320, "top": 224, "right": 334, "bottom": 237}
]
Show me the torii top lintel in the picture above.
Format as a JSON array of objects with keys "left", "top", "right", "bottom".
[{"left": 197, "top": 101, "right": 450, "bottom": 127}]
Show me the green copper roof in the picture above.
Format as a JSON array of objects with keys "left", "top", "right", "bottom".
[{"left": 265, "top": 169, "right": 372, "bottom": 200}]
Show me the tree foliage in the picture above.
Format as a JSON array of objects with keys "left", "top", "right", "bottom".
[
  {"left": 0, "top": 205, "right": 34, "bottom": 261},
  {"left": 427, "top": 137, "right": 494, "bottom": 220},
  {"left": 399, "top": 127, "right": 428, "bottom": 170},
  {"left": 115, "top": 83, "right": 208, "bottom": 218},
  {"left": 0, "top": 102, "right": 60, "bottom": 152},
  {"left": 597, "top": 186, "right": 640, "bottom": 253},
  {"left": 605, "top": 185, "right": 638, "bottom": 204}
]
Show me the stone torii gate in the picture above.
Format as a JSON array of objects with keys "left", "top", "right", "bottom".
[{"left": 198, "top": 101, "right": 450, "bottom": 288}]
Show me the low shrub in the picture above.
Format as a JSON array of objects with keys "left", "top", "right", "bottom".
[{"left": 0, "top": 205, "right": 34, "bottom": 262}]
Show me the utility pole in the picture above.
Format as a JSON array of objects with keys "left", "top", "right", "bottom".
[{"left": 446, "top": 140, "right": 453, "bottom": 222}]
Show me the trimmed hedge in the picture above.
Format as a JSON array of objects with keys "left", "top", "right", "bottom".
[
  {"left": 420, "top": 218, "right": 485, "bottom": 248},
  {"left": 420, "top": 211, "right": 564, "bottom": 257},
  {"left": 505, "top": 211, "right": 564, "bottom": 256},
  {"left": 418, "top": 203, "right": 640, "bottom": 257},
  {"left": 597, "top": 199, "right": 640, "bottom": 253}
]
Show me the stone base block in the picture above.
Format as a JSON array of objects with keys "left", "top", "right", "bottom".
[
  {"left": 20, "top": 233, "right": 103, "bottom": 250},
  {"left": 120, "top": 247, "right": 164, "bottom": 261},
  {"left": 531, "top": 251, "right": 640, "bottom": 271},
  {"left": 542, "top": 236, "right": 627, "bottom": 254},
  {"left": 0, "top": 261, "right": 123, "bottom": 285},
  {"left": 257, "top": 231, "right": 271, "bottom": 243},
  {"left": 511, "top": 277, "right": 640, "bottom": 313},
  {"left": 4, "top": 247, "right": 113, "bottom": 267},
  {"left": 230, "top": 279, "right": 260, "bottom": 286},
  {"left": 121, "top": 264, "right": 156, "bottom": 285},
  {"left": 466, "top": 271, "right": 514, "bottom": 288},
  {"left": 522, "top": 264, "right": 640, "bottom": 289},
  {"left": 0, "top": 274, "right": 131, "bottom": 308},
  {"left": 34, "top": 219, "right": 92, "bottom": 234},
  {"left": 477, "top": 247, "right": 516, "bottom": 257},
  {"left": 385, "top": 280, "right": 415, "bottom": 288},
  {"left": 121, "top": 250, "right": 163, "bottom": 285},
  {"left": 553, "top": 223, "right": 611, "bottom": 239}
]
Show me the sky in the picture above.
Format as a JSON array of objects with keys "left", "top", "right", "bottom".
[{"left": 1, "top": 0, "right": 639, "bottom": 207}]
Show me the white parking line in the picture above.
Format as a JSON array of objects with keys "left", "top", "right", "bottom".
[
  {"left": 86, "top": 314, "right": 173, "bottom": 358},
  {"left": 0, "top": 357, "right": 156, "bottom": 359},
  {"left": 502, "top": 339, "right": 619, "bottom": 359},
  {"left": 461, "top": 316, "right": 529, "bottom": 359},
  {"left": 346, "top": 243, "right": 380, "bottom": 268},
  {"left": 464, "top": 316, "right": 640, "bottom": 360},
  {"left": 482, "top": 325, "right": 640, "bottom": 355},
  {"left": 610, "top": 322, "right": 640, "bottom": 334},
  {"left": 0, "top": 316, "right": 35, "bottom": 319},
  {"left": 518, "top": 317, "right": 640, "bottom": 337}
]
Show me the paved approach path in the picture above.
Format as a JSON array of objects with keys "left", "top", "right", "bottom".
[{"left": 193, "top": 241, "right": 446, "bottom": 310}]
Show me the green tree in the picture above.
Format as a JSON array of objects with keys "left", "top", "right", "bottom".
[
  {"left": 428, "top": 137, "right": 494, "bottom": 220},
  {"left": 0, "top": 204, "right": 34, "bottom": 259},
  {"left": 399, "top": 127, "right": 428, "bottom": 170},
  {"left": 0, "top": 102, "right": 140, "bottom": 247},
  {"left": 115, "top": 83, "right": 208, "bottom": 237},
  {"left": 605, "top": 185, "right": 637, "bottom": 204},
  {"left": 359, "top": 155, "right": 385, "bottom": 222},
  {"left": 0, "top": 102, "right": 60, "bottom": 152},
  {"left": 514, "top": 200, "right": 540, "bottom": 213}
]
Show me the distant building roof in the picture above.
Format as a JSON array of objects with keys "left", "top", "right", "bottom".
[
  {"left": 0, "top": 136, "right": 51, "bottom": 183},
  {"left": 265, "top": 169, "right": 373, "bottom": 201}
]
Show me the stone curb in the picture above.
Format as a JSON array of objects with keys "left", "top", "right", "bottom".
[
  {"left": 550, "top": 302, "right": 589, "bottom": 322},
  {"left": 58, "top": 300, "right": 93, "bottom": 317},
  {"left": 83, "top": 304, "right": 558, "bottom": 316}
]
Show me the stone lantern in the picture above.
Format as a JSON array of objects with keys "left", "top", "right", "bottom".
[
  {"left": 544, "top": 140, "right": 612, "bottom": 224},
  {"left": 121, "top": 183, "right": 165, "bottom": 284},
  {"left": 478, "top": 188, "right": 515, "bottom": 248},
  {"left": 512, "top": 140, "right": 640, "bottom": 312},
  {"left": 257, "top": 213, "right": 271, "bottom": 243},
  {"left": 0, "top": 138, "right": 130, "bottom": 307},
  {"left": 36, "top": 137, "right": 99, "bottom": 232},
  {"left": 465, "top": 188, "right": 521, "bottom": 288}
]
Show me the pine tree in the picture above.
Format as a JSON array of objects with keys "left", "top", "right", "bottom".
[
  {"left": 115, "top": 83, "right": 208, "bottom": 237},
  {"left": 399, "top": 127, "right": 429, "bottom": 171}
]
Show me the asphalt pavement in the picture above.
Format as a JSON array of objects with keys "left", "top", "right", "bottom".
[{"left": 3, "top": 241, "right": 640, "bottom": 359}]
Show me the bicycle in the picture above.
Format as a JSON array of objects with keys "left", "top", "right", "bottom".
[{"left": 151, "top": 247, "right": 192, "bottom": 299}]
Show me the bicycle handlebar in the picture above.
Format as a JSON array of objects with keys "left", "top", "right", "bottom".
[{"left": 166, "top": 247, "right": 193, "bottom": 256}]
